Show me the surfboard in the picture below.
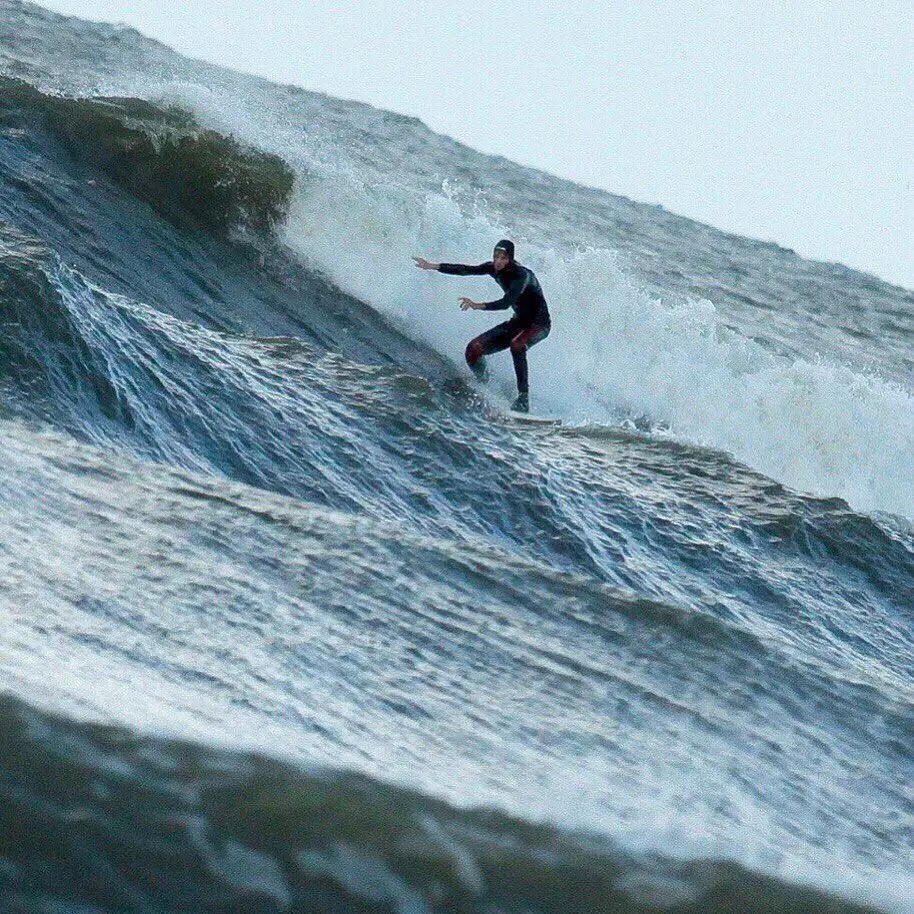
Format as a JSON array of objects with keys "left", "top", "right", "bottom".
[{"left": 505, "top": 410, "right": 562, "bottom": 427}]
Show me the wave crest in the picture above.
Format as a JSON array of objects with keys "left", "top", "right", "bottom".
[{"left": 0, "top": 75, "right": 294, "bottom": 237}]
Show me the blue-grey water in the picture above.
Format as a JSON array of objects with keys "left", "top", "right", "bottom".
[{"left": 0, "top": 3, "right": 912, "bottom": 912}]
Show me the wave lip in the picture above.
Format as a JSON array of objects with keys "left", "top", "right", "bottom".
[{"left": 0, "top": 75, "right": 294, "bottom": 237}]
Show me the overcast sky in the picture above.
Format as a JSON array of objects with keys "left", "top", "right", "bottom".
[{"left": 38, "top": 0, "right": 914, "bottom": 289}]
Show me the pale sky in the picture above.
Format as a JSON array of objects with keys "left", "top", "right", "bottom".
[{"left": 36, "top": 1, "right": 914, "bottom": 289}]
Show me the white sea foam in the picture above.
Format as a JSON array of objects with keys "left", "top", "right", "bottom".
[{"left": 274, "top": 160, "right": 914, "bottom": 521}]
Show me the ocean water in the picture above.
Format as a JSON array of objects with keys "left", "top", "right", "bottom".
[{"left": 0, "top": 3, "right": 912, "bottom": 912}]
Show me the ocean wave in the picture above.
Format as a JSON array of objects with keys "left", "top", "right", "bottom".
[
  {"left": 2, "top": 416, "right": 911, "bottom": 901},
  {"left": 0, "top": 75, "right": 294, "bottom": 238},
  {"left": 3, "top": 28, "right": 913, "bottom": 521},
  {"left": 0, "top": 692, "right": 903, "bottom": 914},
  {"left": 0, "top": 221, "right": 127, "bottom": 423},
  {"left": 277, "top": 169, "right": 914, "bottom": 522},
  {"left": 0, "top": 8, "right": 912, "bottom": 909},
  {"left": 1, "top": 217, "right": 911, "bottom": 693}
]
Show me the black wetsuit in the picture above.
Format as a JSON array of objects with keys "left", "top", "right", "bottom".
[{"left": 438, "top": 260, "right": 551, "bottom": 395}]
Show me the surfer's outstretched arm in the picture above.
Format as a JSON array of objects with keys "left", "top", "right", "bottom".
[
  {"left": 437, "top": 262, "right": 492, "bottom": 276},
  {"left": 413, "top": 256, "right": 492, "bottom": 276}
]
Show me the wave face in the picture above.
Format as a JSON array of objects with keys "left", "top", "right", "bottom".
[
  {"left": 4, "top": 3, "right": 914, "bottom": 517},
  {"left": 0, "top": 3, "right": 912, "bottom": 913}
]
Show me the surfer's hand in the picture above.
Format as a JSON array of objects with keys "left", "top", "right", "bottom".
[
  {"left": 413, "top": 256, "right": 437, "bottom": 270},
  {"left": 460, "top": 297, "right": 480, "bottom": 311}
]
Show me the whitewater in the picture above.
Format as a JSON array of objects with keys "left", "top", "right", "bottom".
[{"left": 0, "top": 2, "right": 912, "bottom": 912}]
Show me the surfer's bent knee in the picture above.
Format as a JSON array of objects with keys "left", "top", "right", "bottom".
[{"left": 465, "top": 339, "right": 485, "bottom": 365}]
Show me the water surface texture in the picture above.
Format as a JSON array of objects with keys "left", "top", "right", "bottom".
[{"left": 0, "top": 3, "right": 912, "bottom": 912}]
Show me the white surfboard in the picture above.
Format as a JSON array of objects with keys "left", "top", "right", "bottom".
[{"left": 505, "top": 410, "right": 562, "bottom": 427}]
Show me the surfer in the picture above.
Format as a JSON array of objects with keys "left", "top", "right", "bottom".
[{"left": 413, "top": 240, "right": 550, "bottom": 413}]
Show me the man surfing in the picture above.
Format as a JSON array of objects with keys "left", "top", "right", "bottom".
[{"left": 413, "top": 240, "right": 550, "bottom": 413}]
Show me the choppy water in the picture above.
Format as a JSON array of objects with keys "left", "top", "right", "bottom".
[{"left": 1, "top": 3, "right": 912, "bottom": 912}]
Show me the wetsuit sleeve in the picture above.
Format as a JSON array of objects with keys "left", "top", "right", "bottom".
[
  {"left": 483, "top": 270, "right": 529, "bottom": 310},
  {"left": 437, "top": 262, "right": 493, "bottom": 276}
]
